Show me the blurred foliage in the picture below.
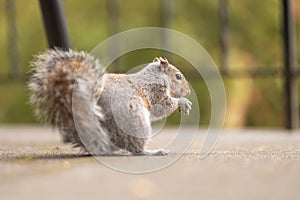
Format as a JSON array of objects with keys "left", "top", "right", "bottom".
[{"left": 0, "top": 0, "right": 299, "bottom": 127}]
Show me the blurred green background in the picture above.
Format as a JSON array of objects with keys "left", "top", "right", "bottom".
[{"left": 0, "top": 0, "right": 299, "bottom": 128}]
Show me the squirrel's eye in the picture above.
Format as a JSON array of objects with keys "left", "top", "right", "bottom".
[{"left": 175, "top": 73, "right": 182, "bottom": 80}]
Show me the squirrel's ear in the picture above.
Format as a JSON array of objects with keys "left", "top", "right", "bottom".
[
  {"left": 159, "top": 57, "right": 169, "bottom": 67},
  {"left": 153, "top": 57, "right": 169, "bottom": 67},
  {"left": 153, "top": 57, "right": 169, "bottom": 72},
  {"left": 153, "top": 57, "right": 160, "bottom": 63}
]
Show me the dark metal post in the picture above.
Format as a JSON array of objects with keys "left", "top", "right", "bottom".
[
  {"left": 107, "top": 0, "right": 120, "bottom": 35},
  {"left": 161, "top": 0, "right": 172, "bottom": 58},
  {"left": 282, "top": 0, "right": 298, "bottom": 129},
  {"left": 219, "top": 0, "right": 229, "bottom": 74},
  {"left": 39, "top": 0, "right": 71, "bottom": 49},
  {"left": 106, "top": 0, "right": 120, "bottom": 71},
  {"left": 5, "top": 0, "right": 20, "bottom": 79}
]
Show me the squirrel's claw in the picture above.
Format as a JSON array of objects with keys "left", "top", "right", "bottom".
[
  {"left": 143, "top": 149, "right": 169, "bottom": 156},
  {"left": 178, "top": 98, "right": 192, "bottom": 115}
]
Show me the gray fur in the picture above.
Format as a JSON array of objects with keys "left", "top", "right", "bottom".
[{"left": 29, "top": 50, "right": 192, "bottom": 155}]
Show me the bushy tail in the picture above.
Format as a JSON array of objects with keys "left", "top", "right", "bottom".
[{"left": 29, "top": 49, "right": 111, "bottom": 153}]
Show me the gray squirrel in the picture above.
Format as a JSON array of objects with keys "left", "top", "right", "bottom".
[{"left": 29, "top": 48, "right": 192, "bottom": 155}]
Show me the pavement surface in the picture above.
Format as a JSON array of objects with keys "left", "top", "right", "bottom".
[{"left": 1, "top": 126, "right": 300, "bottom": 200}]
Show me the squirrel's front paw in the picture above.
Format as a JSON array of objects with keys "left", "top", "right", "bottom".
[{"left": 178, "top": 98, "right": 192, "bottom": 115}]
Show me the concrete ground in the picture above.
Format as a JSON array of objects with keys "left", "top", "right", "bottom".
[{"left": 0, "top": 126, "right": 300, "bottom": 200}]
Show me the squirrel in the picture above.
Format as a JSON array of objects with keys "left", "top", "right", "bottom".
[{"left": 29, "top": 48, "right": 192, "bottom": 156}]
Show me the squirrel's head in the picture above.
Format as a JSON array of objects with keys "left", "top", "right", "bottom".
[{"left": 153, "top": 57, "right": 191, "bottom": 98}]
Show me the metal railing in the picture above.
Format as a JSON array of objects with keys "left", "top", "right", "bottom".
[
  {"left": 6, "top": 0, "right": 294, "bottom": 130},
  {"left": 38, "top": 0, "right": 299, "bottom": 130}
]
